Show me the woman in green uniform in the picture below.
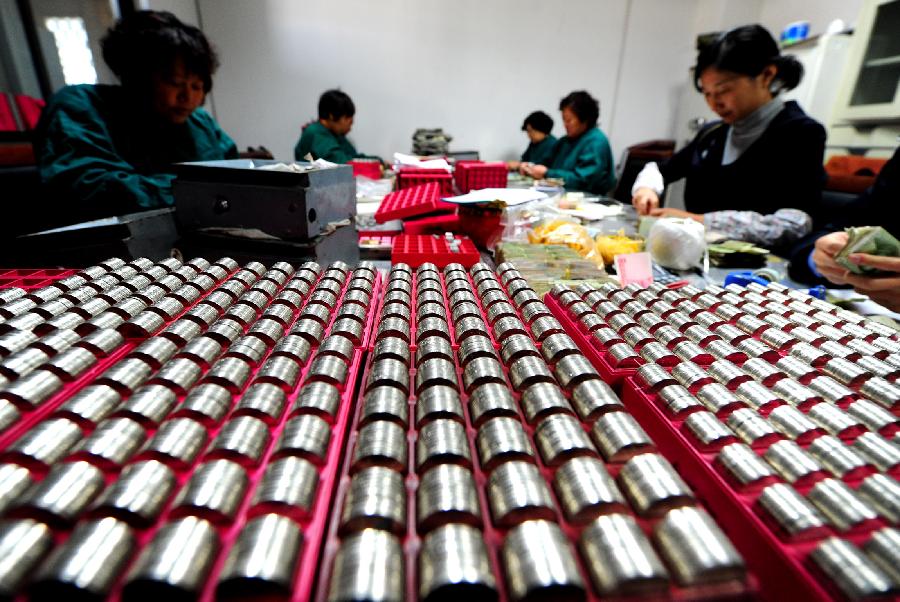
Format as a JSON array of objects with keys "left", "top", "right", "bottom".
[
  {"left": 294, "top": 90, "right": 374, "bottom": 163},
  {"left": 508, "top": 111, "right": 556, "bottom": 171},
  {"left": 522, "top": 91, "right": 616, "bottom": 195},
  {"left": 37, "top": 10, "right": 237, "bottom": 215}
]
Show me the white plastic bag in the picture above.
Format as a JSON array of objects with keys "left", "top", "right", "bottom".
[{"left": 646, "top": 217, "right": 707, "bottom": 270}]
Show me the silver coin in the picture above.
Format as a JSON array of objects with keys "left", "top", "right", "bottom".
[
  {"left": 468, "top": 383, "right": 517, "bottom": 426},
  {"left": 534, "top": 413, "right": 596, "bottom": 466},
  {"left": 808, "top": 477, "right": 878, "bottom": 531},
  {"left": 854, "top": 432, "right": 900, "bottom": 472},
  {"left": 809, "top": 537, "right": 896, "bottom": 600},
  {"left": 327, "top": 529, "right": 403, "bottom": 602},
  {"left": 488, "top": 462, "right": 555, "bottom": 527},
  {"left": 716, "top": 443, "right": 775, "bottom": 486},
  {"left": 763, "top": 439, "right": 824, "bottom": 483},
  {"left": 418, "top": 523, "right": 496, "bottom": 600},
  {"left": 726, "top": 408, "right": 778, "bottom": 446},
  {"left": 519, "top": 382, "right": 573, "bottom": 424},
  {"left": 252, "top": 457, "right": 318, "bottom": 514},
  {"left": 579, "top": 513, "right": 669, "bottom": 596},
  {"left": 416, "top": 464, "right": 481, "bottom": 532},
  {"left": 204, "top": 356, "right": 252, "bottom": 392},
  {"left": 461, "top": 357, "right": 506, "bottom": 392},
  {"left": 0, "top": 519, "right": 53, "bottom": 597},
  {"left": 501, "top": 519, "right": 583, "bottom": 600},
  {"left": 18, "top": 460, "right": 105, "bottom": 525},
  {"left": 92, "top": 459, "right": 176, "bottom": 526},
  {"left": 685, "top": 411, "right": 736, "bottom": 447},
  {"left": 476, "top": 417, "right": 534, "bottom": 471},
  {"left": 142, "top": 417, "right": 208, "bottom": 467},
  {"left": 554, "top": 456, "right": 626, "bottom": 524},
  {"left": 208, "top": 416, "right": 270, "bottom": 465},
  {"left": 416, "top": 418, "right": 471, "bottom": 472},
  {"left": 508, "top": 355, "right": 554, "bottom": 390},
  {"left": 6, "top": 418, "right": 82, "bottom": 466},
  {"left": 499, "top": 334, "right": 539, "bottom": 366},
  {"left": 415, "top": 385, "right": 463, "bottom": 426},
  {"left": 293, "top": 381, "right": 341, "bottom": 419},
  {"left": 340, "top": 466, "right": 406, "bottom": 535},
  {"left": 217, "top": 513, "right": 302, "bottom": 597},
  {"left": 858, "top": 475, "right": 900, "bottom": 525},
  {"left": 276, "top": 414, "right": 331, "bottom": 464},
  {"left": 353, "top": 420, "right": 407, "bottom": 472},
  {"left": 32, "top": 517, "right": 135, "bottom": 598},
  {"left": 862, "top": 527, "right": 900, "bottom": 587},
  {"left": 653, "top": 506, "right": 745, "bottom": 586},
  {"left": 618, "top": 453, "right": 694, "bottom": 517},
  {"left": 808, "top": 435, "right": 870, "bottom": 478},
  {"left": 592, "top": 412, "right": 654, "bottom": 462},
  {"left": 807, "top": 402, "right": 862, "bottom": 437},
  {"left": 123, "top": 516, "right": 219, "bottom": 598},
  {"left": 757, "top": 482, "right": 825, "bottom": 536}
]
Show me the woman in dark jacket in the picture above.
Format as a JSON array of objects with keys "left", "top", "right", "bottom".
[{"left": 631, "top": 25, "right": 826, "bottom": 252}]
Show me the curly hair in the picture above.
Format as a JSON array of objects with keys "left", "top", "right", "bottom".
[
  {"left": 101, "top": 10, "right": 219, "bottom": 92},
  {"left": 559, "top": 91, "right": 600, "bottom": 127}
]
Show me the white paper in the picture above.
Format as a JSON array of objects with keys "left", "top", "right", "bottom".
[
  {"left": 392, "top": 152, "right": 452, "bottom": 172},
  {"left": 441, "top": 188, "right": 548, "bottom": 207}
]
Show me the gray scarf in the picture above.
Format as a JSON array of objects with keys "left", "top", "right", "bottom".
[{"left": 722, "top": 96, "right": 785, "bottom": 165}]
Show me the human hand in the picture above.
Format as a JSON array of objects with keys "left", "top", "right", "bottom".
[
  {"left": 812, "top": 232, "right": 850, "bottom": 284},
  {"left": 839, "top": 253, "right": 900, "bottom": 312},
  {"left": 507, "top": 160, "right": 520, "bottom": 171},
  {"left": 648, "top": 207, "right": 704, "bottom": 223},
  {"left": 522, "top": 163, "right": 548, "bottom": 179},
  {"left": 632, "top": 187, "right": 660, "bottom": 215}
]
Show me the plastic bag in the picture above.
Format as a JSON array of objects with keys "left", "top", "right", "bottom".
[
  {"left": 594, "top": 231, "right": 644, "bottom": 265},
  {"left": 528, "top": 218, "right": 604, "bottom": 264},
  {"left": 646, "top": 217, "right": 706, "bottom": 270}
]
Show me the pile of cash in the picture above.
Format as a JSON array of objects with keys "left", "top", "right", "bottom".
[
  {"left": 494, "top": 242, "right": 609, "bottom": 294},
  {"left": 412, "top": 128, "right": 452, "bottom": 155},
  {"left": 835, "top": 226, "right": 900, "bottom": 275},
  {"left": 708, "top": 240, "right": 770, "bottom": 268}
]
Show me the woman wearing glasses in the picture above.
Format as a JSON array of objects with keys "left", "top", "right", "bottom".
[{"left": 631, "top": 25, "right": 826, "bottom": 252}]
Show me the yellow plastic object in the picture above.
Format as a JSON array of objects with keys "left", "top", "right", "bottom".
[
  {"left": 528, "top": 220, "right": 602, "bottom": 263},
  {"left": 594, "top": 232, "right": 644, "bottom": 265}
]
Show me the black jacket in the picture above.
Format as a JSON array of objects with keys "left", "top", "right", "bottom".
[
  {"left": 788, "top": 147, "right": 900, "bottom": 284},
  {"left": 659, "top": 101, "right": 827, "bottom": 221}
]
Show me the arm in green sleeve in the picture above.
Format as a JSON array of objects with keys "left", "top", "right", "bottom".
[
  {"left": 39, "top": 98, "right": 175, "bottom": 209},
  {"left": 546, "top": 143, "right": 606, "bottom": 192},
  {"left": 310, "top": 133, "right": 357, "bottom": 164}
]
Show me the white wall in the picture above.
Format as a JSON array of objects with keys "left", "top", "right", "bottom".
[
  {"left": 181, "top": 0, "right": 867, "bottom": 164},
  {"left": 196, "top": 0, "right": 704, "bottom": 163}
]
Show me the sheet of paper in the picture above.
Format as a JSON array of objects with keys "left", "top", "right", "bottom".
[
  {"left": 442, "top": 188, "right": 548, "bottom": 207},
  {"left": 392, "top": 152, "right": 452, "bottom": 172},
  {"left": 615, "top": 252, "right": 654, "bottom": 287}
]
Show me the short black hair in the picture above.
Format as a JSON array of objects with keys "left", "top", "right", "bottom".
[
  {"left": 319, "top": 89, "right": 355, "bottom": 120},
  {"left": 522, "top": 111, "right": 554, "bottom": 134},
  {"left": 559, "top": 91, "right": 599, "bottom": 127},
  {"left": 101, "top": 10, "right": 218, "bottom": 92},
  {"left": 694, "top": 24, "right": 803, "bottom": 93}
]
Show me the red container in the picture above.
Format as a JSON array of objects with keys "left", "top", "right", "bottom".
[
  {"left": 391, "top": 234, "right": 480, "bottom": 268},
  {"left": 0, "top": 268, "right": 77, "bottom": 290},
  {"left": 396, "top": 167, "right": 453, "bottom": 195},
  {"left": 455, "top": 161, "right": 508, "bottom": 193},
  {"left": 374, "top": 182, "right": 456, "bottom": 223},
  {"left": 348, "top": 159, "right": 383, "bottom": 179},
  {"left": 402, "top": 212, "right": 460, "bottom": 235}
]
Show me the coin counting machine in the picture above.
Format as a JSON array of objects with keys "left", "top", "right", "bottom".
[{"left": 0, "top": 256, "right": 896, "bottom": 601}]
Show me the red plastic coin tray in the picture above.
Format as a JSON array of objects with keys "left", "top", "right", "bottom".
[
  {"left": 454, "top": 161, "right": 508, "bottom": 192},
  {"left": 315, "top": 267, "right": 760, "bottom": 601},
  {"left": 374, "top": 182, "right": 456, "bottom": 223},
  {"left": 0, "top": 258, "right": 381, "bottom": 602},
  {"left": 347, "top": 159, "right": 383, "bottom": 180},
  {"left": 402, "top": 212, "right": 461, "bottom": 235},
  {"left": 454, "top": 161, "right": 508, "bottom": 193},
  {"left": 621, "top": 375, "right": 898, "bottom": 602},
  {"left": 391, "top": 235, "right": 480, "bottom": 269},
  {"left": 396, "top": 168, "right": 454, "bottom": 196},
  {"left": 0, "top": 269, "right": 78, "bottom": 291}
]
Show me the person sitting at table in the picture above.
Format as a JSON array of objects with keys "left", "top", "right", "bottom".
[
  {"left": 508, "top": 111, "right": 556, "bottom": 171},
  {"left": 789, "top": 147, "right": 900, "bottom": 311},
  {"left": 294, "top": 89, "right": 376, "bottom": 164},
  {"left": 522, "top": 91, "right": 616, "bottom": 195},
  {"left": 630, "top": 24, "right": 826, "bottom": 252},
  {"left": 37, "top": 10, "right": 238, "bottom": 214}
]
